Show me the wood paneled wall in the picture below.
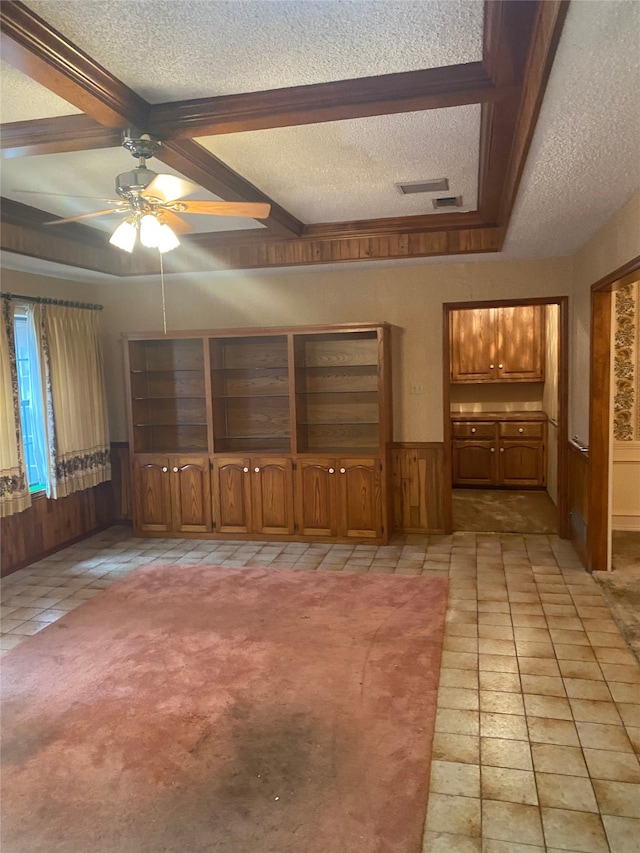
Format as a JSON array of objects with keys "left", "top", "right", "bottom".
[
  {"left": 568, "top": 441, "right": 589, "bottom": 568},
  {"left": 391, "top": 443, "right": 446, "bottom": 533},
  {"left": 0, "top": 443, "right": 132, "bottom": 577}
]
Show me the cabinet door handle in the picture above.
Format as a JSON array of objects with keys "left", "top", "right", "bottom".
[
  {"left": 490, "top": 448, "right": 495, "bottom": 453},
  {"left": 498, "top": 363, "right": 504, "bottom": 369},
  {"left": 518, "top": 428, "right": 524, "bottom": 433},
  {"left": 254, "top": 467, "right": 260, "bottom": 473},
  {"left": 489, "top": 363, "right": 495, "bottom": 369},
  {"left": 340, "top": 467, "right": 346, "bottom": 473},
  {"left": 500, "top": 448, "right": 505, "bottom": 452},
  {"left": 172, "top": 467, "right": 178, "bottom": 473},
  {"left": 328, "top": 468, "right": 335, "bottom": 474},
  {"left": 162, "top": 466, "right": 168, "bottom": 472},
  {"left": 471, "top": 427, "right": 476, "bottom": 434},
  {"left": 243, "top": 467, "right": 249, "bottom": 473}
]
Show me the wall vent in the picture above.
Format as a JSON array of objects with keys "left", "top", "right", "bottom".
[
  {"left": 432, "top": 195, "right": 463, "bottom": 209},
  {"left": 395, "top": 178, "right": 449, "bottom": 195}
]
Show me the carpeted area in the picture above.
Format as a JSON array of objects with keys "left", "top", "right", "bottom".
[
  {"left": 1, "top": 564, "right": 448, "bottom": 853},
  {"left": 593, "top": 531, "right": 640, "bottom": 661},
  {"left": 453, "top": 488, "right": 558, "bottom": 534}
]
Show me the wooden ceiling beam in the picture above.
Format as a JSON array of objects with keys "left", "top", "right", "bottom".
[
  {"left": 149, "top": 62, "right": 498, "bottom": 139},
  {"left": 0, "top": 1, "right": 149, "bottom": 128},
  {"left": 1, "top": 115, "right": 120, "bottom": 158},
  {"left": 477, "top": 0, "right": 568, "bottom": 224},
  {"left": 156, "top": 138, "right": 304, "bottom": 239}
]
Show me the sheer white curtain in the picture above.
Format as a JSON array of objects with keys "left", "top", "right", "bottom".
[
  {"left": 0, "top": 297, "right": 31, "bottom": 517},
  {"left": 38, "top": 303, "right": 111, "bottom": 499}
]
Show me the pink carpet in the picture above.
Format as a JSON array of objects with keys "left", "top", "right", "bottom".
[{"left": 1, "top": 565, "right": 448, "bottom": 853}]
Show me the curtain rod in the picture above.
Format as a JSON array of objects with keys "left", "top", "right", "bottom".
[{"left": 0, "top": 292, "right": 103, "bottom": 311}]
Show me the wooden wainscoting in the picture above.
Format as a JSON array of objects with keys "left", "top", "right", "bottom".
[
  {"left": 0, "top": 442, "right": 132, "bottom": 577},
  {"left": 391, "top": 443, "right": 446, "bottom": 533},
  {"left": 568, "top": 440, "right": 589, "bottom": 568}
]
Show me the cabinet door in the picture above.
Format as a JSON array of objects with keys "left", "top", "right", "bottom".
[
  {"left": 296, "top": 457, "right": 338, "bottom": 537},
  {"left": 498, "top": 441, "right": 545, "bottom": 486},
  {"left": 170, "top": 456, "right": 212, "bottom": 533},
  {"left": 495, "top": 305, "right": 544, "bottom": 381},
  {"left": 212, "top": 457, "right": 252, "bottom": 534},
  {"left": 451, "top": 308, "right": 495, "bottom": 382},
  {"left": 452, "top": 441, "right": 497, "bottom": 485},
  {"left": 338, "top": 458, "right": 382, "bottom": 539},
  {"left": 133, "top": 456, "right": 172, "bottom": 532},
  {"left": 251, "top": 456, "right": 295, "bottom": 535}
]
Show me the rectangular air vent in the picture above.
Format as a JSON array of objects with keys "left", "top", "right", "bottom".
[
  {"left": 432, "top": 196, "right": 463, "bottom": 209},
  {"left": 395, "top": 178, "right": 449, "bottom": 195}
]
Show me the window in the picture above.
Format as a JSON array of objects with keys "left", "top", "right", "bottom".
[{"left": 14, "top": 312, "right": 48, "bottom": 493}]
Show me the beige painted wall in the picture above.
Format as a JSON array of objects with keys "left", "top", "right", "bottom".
[{"left": 93, "top": 256, "right": 570, "bottom": 441}]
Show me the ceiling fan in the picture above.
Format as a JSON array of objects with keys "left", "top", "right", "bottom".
[{"left": 14, "top": 130, "right": 271, "bottom": 253}]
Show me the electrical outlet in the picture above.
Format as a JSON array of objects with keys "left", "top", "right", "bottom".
[{"left": 409, "top": 382, "right": 424, "bottom": 395}]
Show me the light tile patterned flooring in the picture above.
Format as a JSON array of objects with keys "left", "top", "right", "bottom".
[{"left": 1, "top": 527, "right": 639, "bottom": 852}]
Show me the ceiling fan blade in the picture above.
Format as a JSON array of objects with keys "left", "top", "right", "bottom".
[
  {"left": 13, "top": 189, "right": 123, "bottom": 204},
  {"left": 142, "top": 174, "right": 199, "bottom": 203},
  {"left": 156, "top": 209, "right": 193, "bottom": 234},
  {"left": 173, "top": 201, "right": 271, "bottom": 219},
  {"left": 44, "top": 208, "right": 127, "bottom": 225}
]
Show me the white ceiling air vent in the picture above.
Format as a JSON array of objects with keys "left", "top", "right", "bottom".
[
  {"left": 395, "top": 178, "right": 449, "bottom": 195},
  {"left": 432, "top": 196, "right": 463, "bottom": 209}
]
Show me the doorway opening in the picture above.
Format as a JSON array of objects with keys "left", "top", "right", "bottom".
[{"left": 443, "top": 297, "right": 569, "bottom": 537}]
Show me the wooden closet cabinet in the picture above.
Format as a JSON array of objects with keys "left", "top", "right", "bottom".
[
  {"left": 125, "top": 323, "right": 391, "bottom": 543},
  {"left": 451, "top": 305, "right": 545, "bottom": 383}
]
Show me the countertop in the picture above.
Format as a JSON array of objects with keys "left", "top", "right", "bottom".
[{"left": 450, "top": 411, "right": 548, "bottom": 422}]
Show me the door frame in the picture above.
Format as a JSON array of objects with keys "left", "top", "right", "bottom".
[
  {"left": 587, "top": 256, "right": 640, "bottom": 570},
  {"left": 442, "top": 296, "right": 570, "bottom": 536}
]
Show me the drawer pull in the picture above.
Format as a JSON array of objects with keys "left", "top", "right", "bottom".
[
  {"left": 498, "top": 363, "right": 504, "bottom": 369},
  {"left": 518, "top": 427, "right": 524, "bottom": 433},
  {"left": 471, "top": 427, "right": 476, "bottom": 434},
  {"left": 489, "top": 363, "right": 495, "bottom": 369}
]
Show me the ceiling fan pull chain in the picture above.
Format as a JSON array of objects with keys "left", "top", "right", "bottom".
[{"left": 160, "top": 252, "right": 167, "bottom": 336}]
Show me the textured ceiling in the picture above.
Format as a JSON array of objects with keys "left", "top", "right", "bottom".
[
  {"left": 198, "top": 106, "right": 480, "bottom": 223},
  {"left": 24, "top": 0, "right": 483, "bottom": 102},
  {"left": 504, "top": 0, "right": 640, "bottom": 258},
  {"left": 1, "top": 0, "right": 639, "bottom": 279},
  {"left": 0, "top": 61, "right": 82, "bottom": 123}
]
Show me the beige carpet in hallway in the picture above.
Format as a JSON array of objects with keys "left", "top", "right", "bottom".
[{"left": 453, "top": 489, "right": 558, "bottom": 534}]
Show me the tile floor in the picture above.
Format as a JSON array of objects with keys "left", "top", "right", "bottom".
[{"left": 1, "top": 527, "right": 639, "bottom": 852}]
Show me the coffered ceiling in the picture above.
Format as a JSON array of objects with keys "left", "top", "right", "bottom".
[{"left": 1, "top": 0, "right": 638, "bottom": 280}]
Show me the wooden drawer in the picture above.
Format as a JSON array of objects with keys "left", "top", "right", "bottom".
[
  {"left": 498, "top": 421, "right": 544, "bottom": 439},
  {"left": 452, "top": 421, "right": 496, "bottom": 440}
]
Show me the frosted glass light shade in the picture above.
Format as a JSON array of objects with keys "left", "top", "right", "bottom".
[
  {"left": 109, "top": 220, "right": 137, "bottom": 252},
  {"left": 139, "top": 213, "right": 163, "bottom": 248},
  {"left": 157, "top": 223, "right": 180, "bottom": 253}
]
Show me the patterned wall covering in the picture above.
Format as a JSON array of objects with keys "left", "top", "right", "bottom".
[{"left": 613, "top": 281, "right": 639, "bottom": 441}]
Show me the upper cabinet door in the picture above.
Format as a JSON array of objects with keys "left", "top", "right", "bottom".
[
  {"left": 495, "top": 305, "right": 545, "bottom": 381},
  {"left": 450, "top": 308, "right": 495, "bottom": 382},
  {"left": 450, "top": 305, "right": 545, "bottom": 383}
]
